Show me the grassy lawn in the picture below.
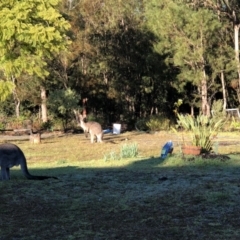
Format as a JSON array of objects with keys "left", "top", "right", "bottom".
[{"left": 0, "top": 131, "right": 240, "bottom": 239}]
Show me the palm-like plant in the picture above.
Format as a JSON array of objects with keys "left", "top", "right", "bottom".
[{"left": 174, "top": 114, "right": 225, "bottom": 152}]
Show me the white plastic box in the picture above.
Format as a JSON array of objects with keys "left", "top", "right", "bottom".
[{"left": 113, "top": 123, "right": 121, "bottom": 134}]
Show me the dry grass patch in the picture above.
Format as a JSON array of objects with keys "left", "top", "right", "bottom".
[{"left": 0, "top": 131, "right": 240, "bottom": 239}]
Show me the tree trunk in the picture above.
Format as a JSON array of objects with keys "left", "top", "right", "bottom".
[
  {"left": 201, "top": 70, "right": 210, "bottom": 116},
  {"left": 41, "top": 86, "right": 48, "bottom": 123},
  {"left": 11, "top": 75, "right": 20, "bottom": 118},
  {"left": 12, "top": 89, "right": 20, "bottom": 118},
  {"left": 15, "top": 99, "right": 20, "bottom": 118},
  {"left": 190, "top": 105, "right": 194, "bottom": 116},
  {"left": 234, "top": 24, "right": 240, "bottom": 103},
  {"left": 220, "top": 71, "right": 227, "bottom": 110}
]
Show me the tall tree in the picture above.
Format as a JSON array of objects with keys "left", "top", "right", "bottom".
[
  {"left": 58, "top": 0, "right": 170, "bottom": 121},
  {"left": 191, "top": 0, "right": 240, "bottom": 108},
  {"left": 144, "top": 0, "right": 230, "bottom": 116},
  {"left": 0, "top": 0, "right": 70, "bottom": 119},
  {"left": 219, "top": 0, "right": 240, "bottom": 103}
]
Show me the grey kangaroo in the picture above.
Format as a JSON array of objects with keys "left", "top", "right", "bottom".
[
  {"left": 0, "top": 143, "right": 57, "bottom": 180},
  {"left": 74, "top": 111, "right": 103, "bottom": 143}
]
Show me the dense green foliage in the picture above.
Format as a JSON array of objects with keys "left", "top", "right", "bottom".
[
  {"left": 47, "top": 88, "right": 80, "bottom": 130},
  {"left": 0, "top": 0, "right": 240, "bottom": 129},
  {"left": 0, "top": 0, "right": 70, "bottom": 78}
]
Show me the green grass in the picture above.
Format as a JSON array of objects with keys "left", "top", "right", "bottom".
[{"left": 1, "top": 131, "right": 240, "bottom": 239}]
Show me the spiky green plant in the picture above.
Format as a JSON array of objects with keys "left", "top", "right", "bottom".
[
  {"left": 174, "top": 114, "right": 225, "bottom": 152},
  {"left": 120, "top": 143, "right": 138, "bottom": 159},
  {"left": 103, "top": 143, "right": 138, "bottom": 161}
]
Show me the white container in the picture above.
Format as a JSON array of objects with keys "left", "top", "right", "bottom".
[{"left": 113, "top": 123, "right": 121, "bottom": 134}]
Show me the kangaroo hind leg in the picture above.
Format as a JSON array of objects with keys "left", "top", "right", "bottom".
[
  {"left": 97, "top": 133, "right": 103, "bottom": 143},
  {"left": 1, "top": 167, "right": 10, "bottom": 180},
  {"left": 84, "top": 131, "right": 89, "bottom": 138},
  {"left": 90, "top": 133, "right": 95, "bottom": 143}
]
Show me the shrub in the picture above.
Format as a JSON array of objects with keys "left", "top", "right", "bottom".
[
  {"left": 211, "top": 100, "right": 226, "bottom": 119},
  {"left": 0, "top": 114, "right": 7, "bottom": 130},
  {"left": 41, "top": 120, "right": 54, "bottom": 131},
  {"left": 0, "top": 122, "right": 5, "bottom": 130},
  {"left": 135, "top": 119, "right": 148, "bottom": 131},
  {"left": 120, "top": 143, "right": 138, "bottom": 159},
  {"left": 103, "top": 142, "right": 138, "bottom": 161},
  {"left": 5, "top": 116, "right": 29, "bottom": 129},
  {"left": 146, "top": 115, "right": 170, "bottom": 131},
  {"left": 229, "top": 117, "right": 240, "bottom": 131}
]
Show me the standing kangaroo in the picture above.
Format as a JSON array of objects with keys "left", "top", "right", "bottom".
[
  {"left": 74, "top": 111, "right": 103, "bottom": 143},
  {"left": 0, "top": 143, "right": 57, "bottom": 180}
]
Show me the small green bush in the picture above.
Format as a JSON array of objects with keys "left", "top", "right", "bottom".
[
  {"left": 211, "top": 100, "right": 226, "bottom": 120},
  {"left": 135, "top": 119, "right": 148, "bottom": 131},
  {"left": 0, "top": 122, "right": 5, "bottom": 130},
  {"left": 41, "top": 120, "right": 54, "bottom": 131},
  {"left": 103, "top": 142, "right": 138, "bottom": 161},
  {"left": 120, "top": 143, "right": 138, "bottom": 159},
  {"left": 229, "top": 117, "right": 240, "bottom": 130},
  {"left": 146, "top": 115, "right": 170, "bottom": 131},
  {"left": 5, "top": 116, "right": 29, "bottom": 129}
]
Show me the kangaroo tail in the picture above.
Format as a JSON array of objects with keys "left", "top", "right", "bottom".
[
  {"left": 22, "top": 166, "right": 58, "bottom": 180},
  {"left": 18, "top": 148, "right": 58, "bottom": 180},
  {"left": 21, "top": 159, "right": 58, "bottom": 180},
  {"left": 26, "top": 175, "right": 58, "bottom": 180}
]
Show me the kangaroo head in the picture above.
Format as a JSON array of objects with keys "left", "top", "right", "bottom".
[
  {"left": 79, "top": 114, "right": 87, "bottom": 122},
  {"left": 74, "top": 110, "right": 87, "bottom": 124}
]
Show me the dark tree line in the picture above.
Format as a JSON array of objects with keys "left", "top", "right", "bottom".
[{"left": 0, "top": 0, "right": 240, "bottom": 130}]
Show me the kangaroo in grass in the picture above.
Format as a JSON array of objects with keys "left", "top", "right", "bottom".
[
  {"left": 0, "top": 143, "right": 58, "bottom": 180},
  {"left": 74, "top": 111, "right": 103, "bottom": 143}
]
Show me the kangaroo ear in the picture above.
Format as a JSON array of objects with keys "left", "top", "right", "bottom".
[{"left": 73, "top": 109, "right": 80, "bottom": 116}]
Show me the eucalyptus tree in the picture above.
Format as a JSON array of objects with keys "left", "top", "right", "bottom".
[
  {"left": 59, "top": 0, "right": 172, "bottom": 123},
  {"left": 96, "top": 1, "right": 172, "bottom": 119},
  {"left": 144, "top": 0, "right": 230, "bottom": 116},
  {"left": 218, "top": 0, "right": 240, "bottom": 103},
  {"left": 179, "top": 0, "right": 240, "bottom": 107},
  {"left": 56, "top": 0, "right": 104, "bottom": 113},
  {"left": 0, "top": 0, "right": 70, "bottom": 120}
]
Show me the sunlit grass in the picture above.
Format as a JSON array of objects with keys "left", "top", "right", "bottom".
[
  {"left": 1, "top": 131, "right": 240, "bottom": 239},
  {"left": 1, "top": 131, "right": 240, "bottom": 171}
]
